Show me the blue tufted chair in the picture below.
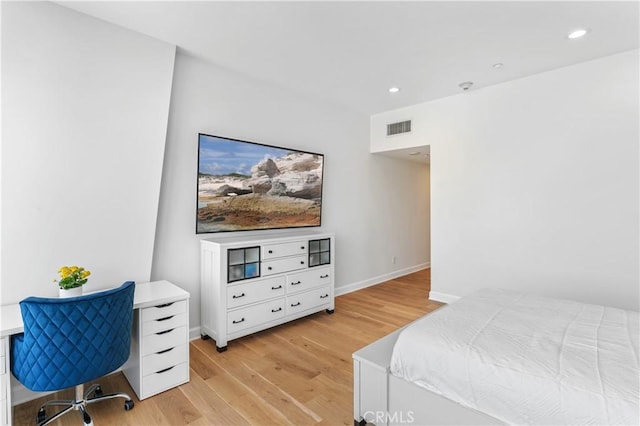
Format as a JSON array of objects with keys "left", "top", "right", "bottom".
[{"left": 11, "top": 281, "right": 136, "bottom": 426}]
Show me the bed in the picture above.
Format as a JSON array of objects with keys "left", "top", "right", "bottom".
[{"left": 353, "top": 289, "right": 639, "bottom": 426}]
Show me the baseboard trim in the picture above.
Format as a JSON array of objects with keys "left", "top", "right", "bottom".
[
  {"left": 190, "top": 326, "right": 203, "bottom": 341},
  {"left": 428, "top": 291, "right": 460, "bottom": 304},
  {"left": 335, "top": 262, "right": 430, "bottom": 297}
]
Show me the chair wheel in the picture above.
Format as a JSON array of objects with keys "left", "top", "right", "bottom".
[
  {"left": 37, "top": 408, "right": 46, "bottom": 423},
  {"left": 124, "top": 399, "right": 134, "bottom": 411},
  {"left": 94, "top": 385, "right": 103, "bottom": 397},
  {"left": 82, "top": 411, "right": 93, "bottom": 425}
]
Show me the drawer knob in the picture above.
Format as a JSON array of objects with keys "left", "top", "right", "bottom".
[
  {"left": 291, "top": 281, "right": 301, "bottom": 286},
  {"left": 300, "top": 261, "right": 305, "bottom": 265},
  {"left": 232, "top": 293, "right": 246, "bottom": 299},
  {"left": 291, "top": 302, "right": 301, "bottom": 307},
  {"left": 156, "top": 328, "right": 174, "bottom": 336},
  {"left": 232, "top": 318, "right": 245, "bottom": 324},
  {"left": 320, "top": 294, "right": 329, "bottom": 299},
  {"left": 271, "top": 307, "right": 282, "bottom": 313},
  {"left": 300, "top": 246, "right": 305, "bottom": 250},
  {"left": 157, "top": 347, "right": 174, "bottom": 355},
  {"left": 268, "top": 250, "right": 273, "bottom": 254},
  {"left": 320, "top": 274, "right": 329, "bottom": 279},
  {"left": 156, "top": 366, "right": 175, "bottom": 374},
  {"left": 268, "top": 266, "right": 273, "bottom": 271},
  {"left": 156, "top": 302, "right": 174, "bottom": 308},
  {"left": 271, "top": 285, "right": 283, "bottom": 290}
]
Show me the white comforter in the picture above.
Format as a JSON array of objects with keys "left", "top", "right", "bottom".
[{"left": 390, "top": 289, "right": 639, "bottom": 425}]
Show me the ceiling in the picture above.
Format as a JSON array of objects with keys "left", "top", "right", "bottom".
[{"left": 57, "top": 1, "right": 639, "bottom": 117}]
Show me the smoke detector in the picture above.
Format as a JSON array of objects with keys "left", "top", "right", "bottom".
[{"left": 458, "top": 81, "right": 473, "bottom": 91}]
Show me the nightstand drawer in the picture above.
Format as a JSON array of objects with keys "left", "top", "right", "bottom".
[
  {"left": 286, "top": 285, "right": 331, "bottom": 315},
  {"left": 227, "top": 276, "right": 285, "bottom": 309},
  {"left": 141, "top": 300, "right": 187, "bottom": 322},
  {"left": 262, "top": 255, "right": 307, "bottom": 276},
  {"left": 142, "top": 344, "right": 187, "bottom": 377},
  {"left": 142, "top": 313, "right": 187, "bottom": 336},
  {"left": 262, "top": 241, "right": 308, "bottom": 260},
  {"left": 142, "top": 361, "right": 188, "bottom": 398},
  {"left": 227, "top": 299, "right": 285, "bottom": 333},
  {"left": 142, "top": 326, "right": 187, "bottom": 356}
]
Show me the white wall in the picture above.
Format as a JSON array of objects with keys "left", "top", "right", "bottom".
[
  {"left": 372, "top": 50, "right": 639, "bottom": 310},
  {"left": 1, "top": 2, "right": 176, "bottom": 303},
  {"left": 152, "top": 51, "right": 430, "bottom": 332}
]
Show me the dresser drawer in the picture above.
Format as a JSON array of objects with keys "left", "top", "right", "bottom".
[
  {"left": 142, "top": 326, "right": 187, "bottom": 356},
  {"left": 142, "top": 361, "right": 188, "bottom": 398},
  {"left": 142, "top": 313, "right": 187, "bottom": 336},
  {"left": 141, "top": 300, "right": 187, "bottom": 322},
  {"left": 227, "top": 299, "right": 285, "bottom": 333},
  {"left": 286, "top": 266, "right": 331, "bottom": 293},
  {"left": 262, "top": 240, "right": 308, "bottom": 260},
  {"left": 227, "top": 276, "right": 285, "bottom": 309},
  {"left": 142, "top": 344, "right": 187, "bottom": 377},
  {"left": 286, "top": 285, "right": 331, "bottom": 315},
  {"left": 262, "top": 255, "right": 307, "bottom": 276}
]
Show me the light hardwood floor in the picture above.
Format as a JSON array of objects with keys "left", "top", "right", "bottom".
[{"left": 13, "top": 269, "right": 442, "bottom": 425}]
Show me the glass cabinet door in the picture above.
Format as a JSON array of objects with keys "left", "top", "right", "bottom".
[
  {"left": 228, "top": 246, "right": 261, "bottom": 282},
  {"left": 308, "top": 238, "right": 331, "bottom": 267}
]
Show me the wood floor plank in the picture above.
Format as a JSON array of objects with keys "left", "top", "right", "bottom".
[
  {"left": 182, "top": 367, "right": 250, "bottom": 425},
  {"left": 150, "top": 387, "right": 201, "bottom": 425},
  {"left": 13, "top": 268, "right": 440, "bottom": 425},
  {"left": 190, "top": 341, "right": 222, "bottom": 381}
]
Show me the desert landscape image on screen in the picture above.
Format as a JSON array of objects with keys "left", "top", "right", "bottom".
[{"left": 197, "top": 134, "right": 324, "bottom": 233}]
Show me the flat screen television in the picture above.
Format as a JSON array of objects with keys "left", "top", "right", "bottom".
[{"left": 197, "top": 133, "right": 324, "bottom": 234}]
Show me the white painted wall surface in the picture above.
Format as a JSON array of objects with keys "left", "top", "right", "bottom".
[
  {"left": 152, "top": 51, "right": 430, "bottom": 330},
  {"left": 1, "top": 2, "right": 175, "bottom": 303},
  {"left": 372, "top": 50, "right": 639, "bottom": 310}
]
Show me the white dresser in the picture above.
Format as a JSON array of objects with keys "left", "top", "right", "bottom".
[{"left": 200, "top": 230, "right": 335, "bottom": 351}]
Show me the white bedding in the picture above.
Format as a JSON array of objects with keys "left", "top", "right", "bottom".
[{"left": 390, "top": 289, "right": 640, "bottom": 425}]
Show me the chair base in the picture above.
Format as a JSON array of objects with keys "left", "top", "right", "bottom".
[{"left": 36, "top": 383, "right": 134, "bottom": 426}]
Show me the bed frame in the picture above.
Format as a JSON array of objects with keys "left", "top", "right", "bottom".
[{"left": 352, "top": 328, "right": 504, "bottom": 426}]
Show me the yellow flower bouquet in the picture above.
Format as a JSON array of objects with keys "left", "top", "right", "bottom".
[{"left": 55, "top": 265, "right": 91, "bottom": 290}]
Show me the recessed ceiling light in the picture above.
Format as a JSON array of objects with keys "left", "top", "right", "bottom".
[
  {"left": 458, "top": 81, "right": 473, "bottom": 91},
  {"left": 493, "top": 63, "right": 504, "bottom": 69},
  {"left": 568, "top": 28, "right": 589, "bottom": 39},
  {"left": 388, "top": 87, "right": 400, "bottom": 93},
  {"left": 409, "top": 151, "right": 420, "bottom": 156}
]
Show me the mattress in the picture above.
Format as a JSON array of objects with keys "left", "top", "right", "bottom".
[{"left": 389, "top": 289, "right": 640, "bottom": 425}]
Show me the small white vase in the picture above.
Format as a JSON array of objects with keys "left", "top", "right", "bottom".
[{"left": 59, "top": 286, "right": 83, "bottom": 298}]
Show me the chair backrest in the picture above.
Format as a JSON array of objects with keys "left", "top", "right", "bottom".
[{"left": 11, "top": 281, "right": 135, "bottom": 391}]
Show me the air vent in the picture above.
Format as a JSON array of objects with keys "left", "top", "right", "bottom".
[{"left": 387, "top": 120, "right": 411, "bottom": 136}]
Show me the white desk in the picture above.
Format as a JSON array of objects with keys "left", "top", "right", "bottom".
[{"left": 0, "top": 280, "right": 190, "bottom": 426}]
